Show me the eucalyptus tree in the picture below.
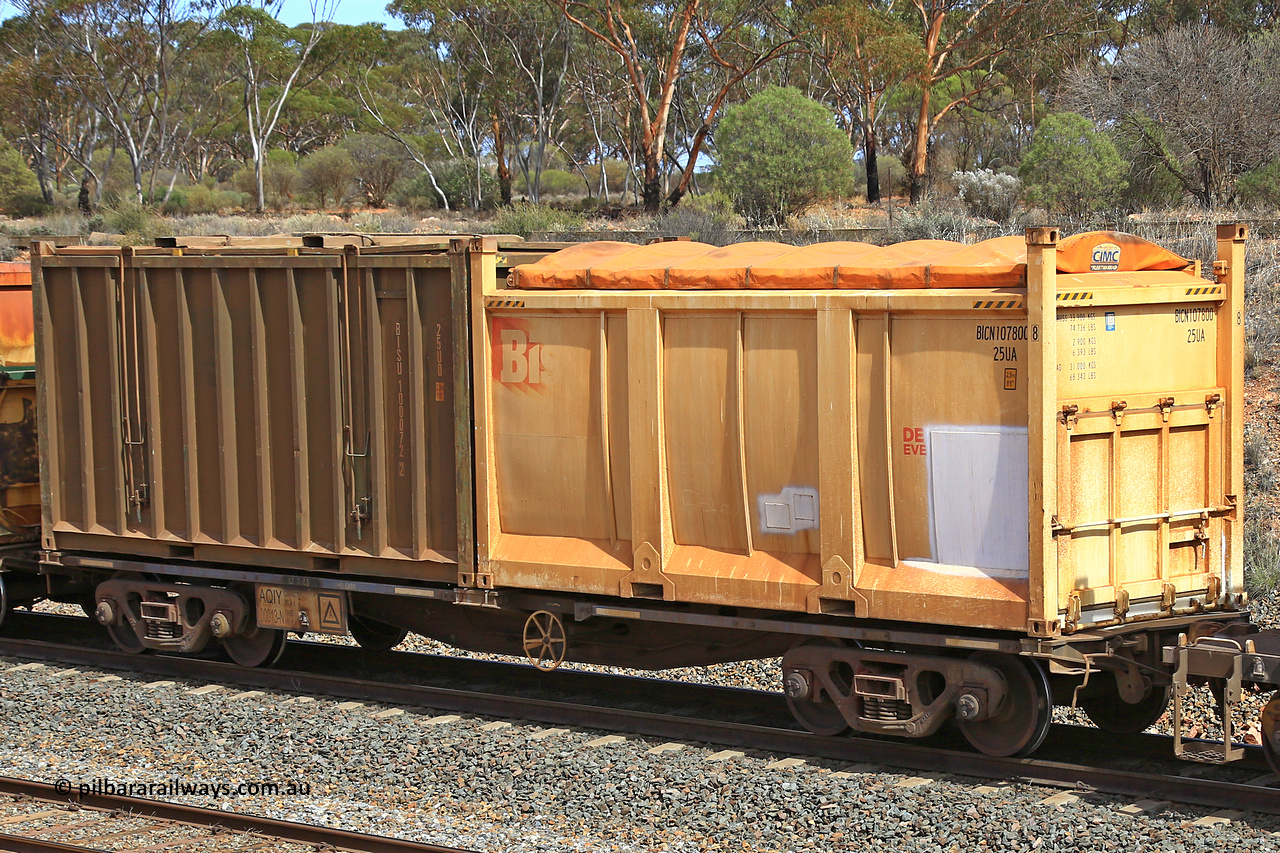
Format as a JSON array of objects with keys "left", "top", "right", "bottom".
[
  {"left": 0, "top": 13, "right": 78, "bottom": 204},
  {"left": 387, "top": 0, "right": 577, "bottom": 206},
  {"left": 9, "top": 0, "right": 207, "bottom": 205},
  {"left": 354, "top": 26, "right": 469, "bottom": 210},
  {"left": 1065, "top": 24, "right": 1280, "bottom": 207},
  {"left": 552, "top": 0, "right": 799, "bottom": 212},
  {"left": 207, "top": 0, "right": 334, "bottom": 212},
  {"left": 809, "top": 0, "right": 921, "bottom": 202},
  {"left": 894, "top": 0, "right": 1102, "bottom": 203}
]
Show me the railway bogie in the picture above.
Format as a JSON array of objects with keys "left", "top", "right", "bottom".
[{"left": 0, "top": 226, "right": 1275, "bottom": 764}]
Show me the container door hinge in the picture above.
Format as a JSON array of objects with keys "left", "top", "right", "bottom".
[
  {"left": 1205, "top": 393, "right": 1221, "bottom": 416},
  {"left": 1158, "top": 397, "right": 1175, "bottom": 422},
  {"left": 1206, "top": 574, "right": 1222, "bottom": 606},
  {"left": 1060, "top": 404, "right": 1079, "bottom": 429},
  {"left": 1113, "top": 587, "right": 1130, "bottom": 620},
  {"left": 1161, "top": 582, "right": 1177, "bottom": 612},
  {"left": 1110, "top": 400, "right": 1127, "bottom": 425},
  {"left": 1066, "top": 592, "right": 1081, "bottom": 628}
]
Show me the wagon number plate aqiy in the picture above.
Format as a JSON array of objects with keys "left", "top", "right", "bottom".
[{"left": 255, "top": 585, "right": 348, "bottom": 635}]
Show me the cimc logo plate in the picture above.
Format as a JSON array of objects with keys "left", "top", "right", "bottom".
[{"left": 1090, "top": 241, "right": 1121, "bottom": 271}]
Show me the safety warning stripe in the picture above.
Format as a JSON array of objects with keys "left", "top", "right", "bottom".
[
  {"left": 1056, "top": 291, "right": 1095, "bottom": 302},
  {"left": 1185, "top": 285, "right": 1223, "bottom": 296},
  {"left": 487, "top": 299, "right": 527, "bottom": 308},
  {"left": 971, "top": 299, "right": 1024, "bottom": 309}
]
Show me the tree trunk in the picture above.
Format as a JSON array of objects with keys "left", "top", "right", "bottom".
[
  {"left": 77, "top": 168, "right": 92, "bottom": 214},
  {"left": 493, "top": 119, "right": 512, "bottom": 206},
  {"left": 33, "top": 130, "right": 55, "bottom": 204},
  {"left": 909, "top": 88, "right": 932, "bottom": 205},
  {"left": 642, "top": 151, "right": 661, "bottom": 213},
  {"left": 864, "top": 128, "right": 881, "bottom": 204},
  {"left": 254, "top": 151, "right": 266, "bottom": 213},
  {"left": 132, "top": 155, "right": 145, "bottom": 205}
]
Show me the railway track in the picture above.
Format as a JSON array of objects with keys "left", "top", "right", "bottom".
[
  {"left": 0, "top": 776, "right": 474, "bottom": 853},
  {"left": 1, "top": 611, "right": 1278, "bottom": 822}
]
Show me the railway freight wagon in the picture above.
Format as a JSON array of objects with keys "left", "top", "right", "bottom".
[
  {"left": 0, "top": 262, "right": 43, "bottom": 560},
  {"left": 22, "top": 226, "right": 1273, "bottom": 762}
]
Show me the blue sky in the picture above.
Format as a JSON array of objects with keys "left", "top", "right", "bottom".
[
  {"left": 0, "top": 1, "right": 404, "bottom": 29},
  {"left": 278, "top": 0, "right": 402, "bottom": 28}
]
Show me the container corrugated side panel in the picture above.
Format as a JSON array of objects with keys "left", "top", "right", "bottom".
[{"left": 38, "top": 247, "right": 462, "bottom": 580}]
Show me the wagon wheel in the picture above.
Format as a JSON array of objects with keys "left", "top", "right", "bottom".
[
  {"left": 348, "top": 614, "right": 409, "bottom": 652},
  {"left": 106, "top": 620, "right": 148, "bottom": 655},
  {"left": 958, "top": 653, "right": 1053, "bottom": 757},
  {"left": 783, "top": 638, "right": 852, "bottom": 737},
  {"left": 1079, "top": 682, "right": 1171, "bottom": 735},
  {"left": 222, "top": 625, "right": 288, "bottom": 668},
  {"left": 523, "top": 610, "right": 567, "bottom": 671},
  {"left": 101, "top": 572, "right": 148, "bottom": 655},
  {"left": 1261, "top": 694, "right": 1280, "bottom": 777}
]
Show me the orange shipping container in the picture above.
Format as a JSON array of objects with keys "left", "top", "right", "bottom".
[{"left": 476, "top": 228, "right": 1245, "bottom": 636}]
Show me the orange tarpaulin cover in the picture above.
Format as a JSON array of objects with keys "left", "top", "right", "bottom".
[
  {"left": 0, "top": 262, "right": 30, "bottom": 287},
  {"left": 509, "top": 232, "right": 1192, "bottom": 290},
  {"left": 0, "top": 264, "right": 34, "bottom": 366},
  {"left": 1055, "top": 231, "right": 1191, "bottom": 274}
]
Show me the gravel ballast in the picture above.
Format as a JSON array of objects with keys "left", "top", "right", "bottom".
[{"left": 4, "top": 646, "right": 1280, "bottom": 851}]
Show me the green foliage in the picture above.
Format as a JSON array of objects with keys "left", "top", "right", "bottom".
[
  {"left": 952, "top": 168, "right": 1022, "bottom": 222},
  {"left": 231, "top": 152, "right": 301, "bottom": 211},
  {"left": 886, "top": 206, "right": 984, "bottom": 243},
  {"left": 348, "top": 210, "right": 421, "bottom": 233},
  {"left": 1111, "top": 118, "right": 1185, "bottom": 210},
  {"left": 0, "top": 137, "right": 45, "bottom": 216},
  {"left": 1246, "top": 517, "right": 1280, "bottom": 596},
  {"left": 1237, "top": 160, "right": 1280, "bottom": 209},
  {"left": 1018, "top": 113, "right": 1128, "bottom": 216},
  {"left": 393, "top": 161, "right": 496, "bottom": 212},
  {"left": 585, "top": 160, "right": 629, "bottom": 195},
  {"left": 341, "top": 134, "right": 410, "bottom": 207},
  {"left": 682, "top": 190, "right": 740, "bottom": 223},
  {"left": 300, "top": 146, "right": 357, "bottom": 210},
  {"left": 537, "top": 169, "right": 581, "bottom": 198},
  {"left": 263, "top": 150, "right": 300, "bottom": 207},
  {"left": 161, "top": 183, "right": 249, "bottom": 216},
  {"left": 102, "top": 200, "right": 157, "bottom": 238},
  {"left": 653, "top": 191, "right": 743, "bottom": 246},
  {"left": 715, "top": 87, "right": 855, "bottom": 227},
  {"left": 853, "top": 155, "right": 908, "bottom": 198},
  {"left": 489, "top": 201, "right": 584, "bottom": 237}
]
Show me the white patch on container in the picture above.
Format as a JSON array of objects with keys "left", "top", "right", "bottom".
[
  {"left": 901, "top": 560, "right": 1028, "bottom": 581},
  {"left": 758, "top": 487, "right": 819, "bottom": 534},
  {"left": 916, "top": 426, "right": 1029, "bottom": 578}
]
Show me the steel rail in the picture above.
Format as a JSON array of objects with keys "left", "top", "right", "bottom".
[
  {"left": 0, "top": 777, "right": 475, "bottom": 853},
  {"left": 1, "top": 634, "right": 1278, "bottom": 818},
  {"left": 0, "top": 833, "right": 101, "bottom": 853}
]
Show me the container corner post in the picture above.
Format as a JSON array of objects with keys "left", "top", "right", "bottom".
[
  {"left": 1216, "top": 222, "right": 1246, "bottom": 601},
  {"left": 1026, "top": 226, "right": 1059, "bottom": 633}
]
